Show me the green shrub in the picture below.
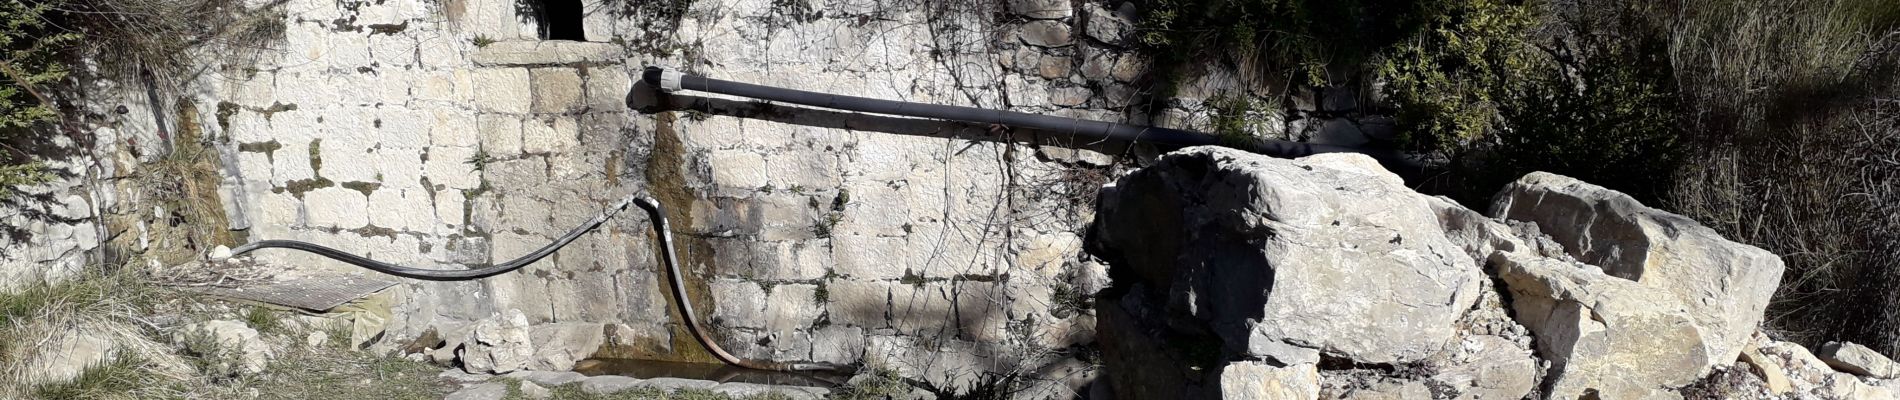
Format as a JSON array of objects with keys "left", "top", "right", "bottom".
[{"left": 0, "top": 0, "right": 80, "bottom": 199}]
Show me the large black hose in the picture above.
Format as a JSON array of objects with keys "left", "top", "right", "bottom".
[
  {"left": 641, "top": 66, "right": 1418, "bottom": 172},
  {"left": 228, "top": 195, "right": 844, "bottom": 373}
]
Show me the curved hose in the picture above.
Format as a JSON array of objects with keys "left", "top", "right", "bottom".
[{"left": 229, "top": 194, "right": 846, "bottom": 373}]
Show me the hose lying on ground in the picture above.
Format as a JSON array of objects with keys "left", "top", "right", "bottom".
[{"left": 227, "top": 194, "right": 846, "bottom": 373}]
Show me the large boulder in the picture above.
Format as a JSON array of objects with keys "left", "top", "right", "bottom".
[
  {"left": 1089, "top": 147, "right": 1534, "bottom": 399},
  {"left": 1089, "top": 147, "right": 1485, "bottom": 366},
  {"left": 1492, "top": 251, "right": 1711, "bottom": 398},
  {"left": 1492, "top": 172, "right": 1784, "bottom": 369}
]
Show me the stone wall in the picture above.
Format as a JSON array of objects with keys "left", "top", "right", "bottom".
[{"left": 0, "top": 0, "right": 1290, "bottom": 390}]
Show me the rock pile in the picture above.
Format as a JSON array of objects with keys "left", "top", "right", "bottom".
[{"left": 1086, "top": 147, "right": 1812, "bottom": 399}]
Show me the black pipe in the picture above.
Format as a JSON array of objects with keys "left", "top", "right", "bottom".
[
  {"left": 227, "top": 195, "right": 847, "bottom": 373},
  {"left": 641, "top": 66, "right": 1418, "bottom": 172}
]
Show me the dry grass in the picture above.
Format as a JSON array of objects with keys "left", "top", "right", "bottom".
[{"left": 1656, "top": 0, "right": 1900, "bottom": 350}]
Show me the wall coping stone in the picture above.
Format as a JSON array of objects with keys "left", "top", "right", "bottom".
[{"left": 473, "top": 41, "right": 625, "bottom": 66}]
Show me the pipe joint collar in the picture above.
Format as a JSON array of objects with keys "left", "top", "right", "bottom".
[{"left": 656, "top": 67, "right": 684, "bottom": 93}]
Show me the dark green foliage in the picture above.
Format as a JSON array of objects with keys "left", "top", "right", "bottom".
[{"left": 0, "top": 0, "right": 79, "bottom": 199}]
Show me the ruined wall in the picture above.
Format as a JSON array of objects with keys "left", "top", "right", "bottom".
[{"left": 3, "top": 0, "right": 1274, "bottom": 390}]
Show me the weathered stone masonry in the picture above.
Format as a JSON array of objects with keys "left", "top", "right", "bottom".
[{"left": 0, "top": 0, "right": 1302, "bottom": 388}]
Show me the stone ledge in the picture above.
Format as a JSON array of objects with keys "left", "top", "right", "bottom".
[{"left": 472, "top": 41, "right": 624, "bottom": 66}]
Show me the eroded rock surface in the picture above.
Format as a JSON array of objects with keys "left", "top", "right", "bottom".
[
  {"left": 1089, "top": 147, "right": 1789, "bottom": 399},
  {"left": 1089, "top": 147, "right": 1536, "bottom": 399}
]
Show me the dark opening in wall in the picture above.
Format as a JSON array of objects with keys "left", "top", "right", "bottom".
[{"left": 534, "top": 0, "right": 586, "bottom": 41}]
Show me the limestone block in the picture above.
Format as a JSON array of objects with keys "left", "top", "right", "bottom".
[
  {"left": 522, "top": 115, "right": 578, "bottom": 154},
  {"left": 584, "top": 68, "right": 632, "bottom": 110},
  {"left": 764, "top": 151, "right": 840, "bottom": 195},
  {"left": 1089, "top": 147, "right": 1483, "bottom": 365},
  {"left": 1083, "top": 3, "right": 1136, "bottom": 44},
  {"left": 477, "top": 114, "right": 524, "bottom": 156},
  {"left": 175, "top": 320, "right": 273, "bottom": 376},
  {"left": 368, "top": 34, "right": 417, "bottom": 68},
  {"left": 1010, "top": 0, "right": 1072, "bottom": 19},
  {"left": 228, "top": 110, "right": 273, "bottom": 143},
  {"left": 318, "top": 138, "right": 379, "bottom": 182},
  {"left": 367, "top": 188, "right": 434, "bottom": 232},
  {"left": 953, "top": 281, "right": 1011, "bottom": 342},
  {"left": 429, "top": 107, "right": 479, "bottom": 147},
  {"left": 528, "top": 323, "right": 606, "bottom": 371},
  {"left": 1822, "top": 342, "right": 1900, "bottom": 379},
  {"left": 530, "top": 68, "right": 583, "bottom": 114},
  {"left": 889, "top": 282, "right": 955, "bottom": 336},
  {"left": 831, "top": 234, "right": 907, "bottom": 280},
  {"left": 711, "top": 279, "right": 769, "bottom": 329},
  {"left": 327, "top": 34, "right": 372, "bottom": 69},
  {"left": 270, "top": 138, "right": 315, "bottom": 186},
  {"left": 810, "top": 325, "right": 865, "bottom": 364},
  {"left": 424, "top": 146, "right": 482, "bottom": 190},
  {"left": 433, "top": 188, "right": 467, "bottom": 231},
  {"left": 1050, "top": 85, "right": 1091, "bottom": 107},
  {"left": 1030, "top": 56, "right": 1070, "bottom": 82},
  {"left": 472, "top": 68, "right": 533, "bottom": 114},
  {"left": 471, "top": 41, "right": 626, "bottom": 66},
  {"left": 1112, "top": 54, "right": 1148, "bottom": 82},
  {"left": 765, "top": 284, "right": 822, "bottom": 333},
  {"left": 1492, "top": 172, "right": 1785, "bottom": 370},
  {"left": 1217, "top": 361, "right": 1320, "bottom": 400},
  {"left": 303, "top": 187, "right": 368, "bottom": 229},
  {"left": 826, "top": 279, "right": 890, "bottom": 330},
  {"left": 377, "top": 108, "right": 432, "bottom": 149},
  {"left": 1019, "top": 21, "right": 1073, "bottom": 48},
  {"left": 1493, "top": 251, "right": 1709, "bottom": 399},
  {"left": 459, "top": 309, "right": 536, "bottom": 374},
  {"left": 709, "top": 151, "right": 769, "bottom": 189},
  {"left": 375, "top": 147, "right": 425, "bottom": 189}
]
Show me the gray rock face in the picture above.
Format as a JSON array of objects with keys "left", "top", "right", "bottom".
[
  {"left": 1492, "top": 172, "right": 1785, "bottom": 370},
  {"left": 1019, "top": 20, "right": 1074, "bottom": 48},
  {"left": 1217, "top": 361, "right": 1321, "bottom": 399},
  {"left": 1490, "top": 172, "right": 1786, "bottom": 397},
  {"left": 1009, "top": 0, "right": 1072, "bottom": 19},
  {"left": 1822, "top": 341, "right": 1900, "bottom": 379},
  {"left": 1090, "top": 147, "right": 1484, "bottom": 365},
  {"left": 175, "top": 320, "right": 273, "bottom": 376},
  {"left": 458, "top": 310, "right": 535, "bottom": 374},
  {"left": 1493, "top": 251, "right": 1710, "bottom": 399},
  {"left": 1090, "top": 147, "right": 1791, "bottom": 400}
]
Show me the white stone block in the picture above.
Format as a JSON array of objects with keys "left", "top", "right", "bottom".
[
  {"left": 270, "top": 138, "right": 315, "bottom": 186},
  {"left": 521, "top": 116, "right": 577, "bottom": 154},
  {"left": 424, "top": 146, "right": 482, "bottom": 190},
  {"left": 472, "top": 68, "right": 533, "bottom": 114},
  {"left": 477, "top": 114, "right": 523, "bottom": 155},
  {"left": 530, "top": 68, "right": 583, "bottom": 114},
  {"left": 377, "top": 108, "right": 431, "bottom": 148},
  {"left": 318, "top": 138, "right": 379, "bottom": 182},
  {"left": 433, "top": 188, "right": 467, "bottom": 232},
  {"left": 429, "top": 107, "right": 479, "bottom": 147},
  {"left": 711, "top": 279, "right": 768, "bottom": 329},
  {"left": 583, "top": 68, "right": 631, "bottom": 110},
  {"left": 327, "top": 34, "right": 373, "bottom": 70},
  {"left": 303, "top": 187, "right": 368, "bottom": 229},
  {"left": 377, "top": 147, "right": 425, "bottom": 189},
  {"left": 368, "top": 188, "right": 435, "bottom": 232},
  {"left": 708, "top": 151, "right": 768, "bottom": 189},
  {"left": 765, "top": 284, "right": 822, "bottom": 334},
  {"left": 832, "top": 234, "right": 907, "bottom": 280},
  {"left": 228, "top": 111, "right": 273, "bottom": 143}
]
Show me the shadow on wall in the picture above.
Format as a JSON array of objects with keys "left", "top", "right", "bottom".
[{"left": 622, "top": 79, "right": 1102, "bottom": 396}]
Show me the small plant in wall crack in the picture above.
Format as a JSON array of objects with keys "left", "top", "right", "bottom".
[
  {"left": 466, "top": 149, "right": 494, "bottom": 170},
  {"left": 472, "top": 35, "right": 497, "bottom": 48}
]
